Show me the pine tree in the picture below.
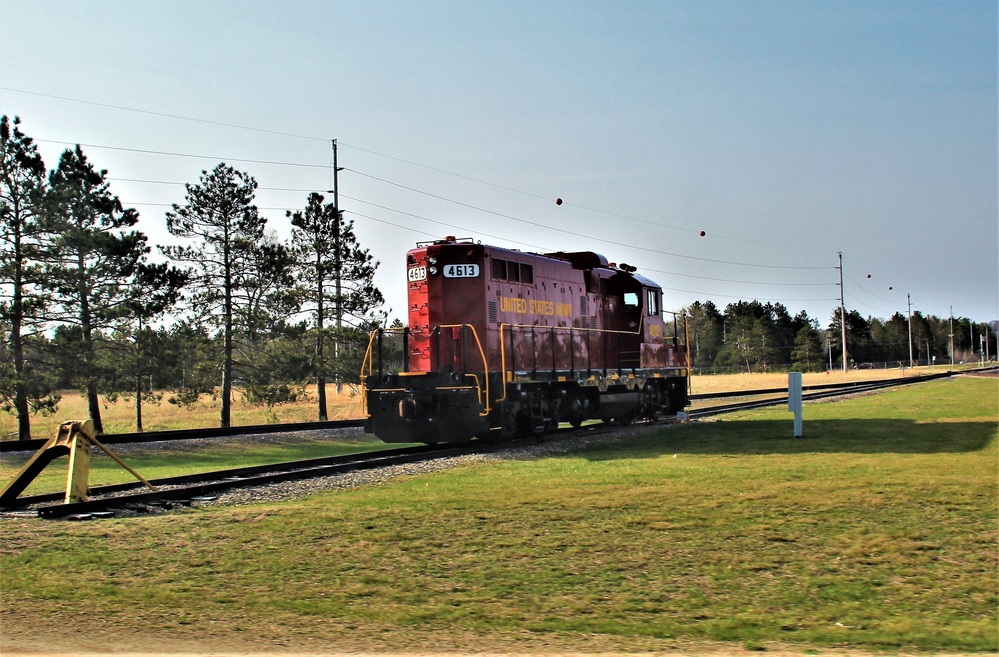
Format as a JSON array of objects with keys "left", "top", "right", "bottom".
[
  {"left": 120, "top": 262, "right": 187, "bottom": 431},
  {"left": 41, "top": 146, "right": 152, "bottom": 434},
  {"left": 289, "top": 193, "right": 385, "bottom": 420},
  {"left": 0, "top": 115, "right": 56, "bottom": 439},
  {"left": 165, "top": 163, "right": 268, "bottom": 428},
  {"left": 791, "top": 323, "right": 824, "bottom": 372}
]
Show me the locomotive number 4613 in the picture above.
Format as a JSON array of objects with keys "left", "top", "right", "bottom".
[{"left": 443, "top": 264, "right": 480, "bottom": 278}]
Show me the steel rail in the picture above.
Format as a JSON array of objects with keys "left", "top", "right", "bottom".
[
  {"left": 3, "top": 444, "right": 439, "bottom": 509},
  {"left": 19, "top": 443, "right": 477, "bottom": 519},
  {"left": 0, "top": 418, "right": 365, "bottom": 453}
]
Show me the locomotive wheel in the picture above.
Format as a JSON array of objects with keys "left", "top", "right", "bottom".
[
  {"left": 500, "top": 404, "right": 521, "bottom": 440},
  {"left": 562, "top": 390, "right": 586, "bottom": 429}
]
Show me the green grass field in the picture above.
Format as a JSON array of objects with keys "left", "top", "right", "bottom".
[{"left": 0, "top": 376, "right": 996, "bottom": 654}]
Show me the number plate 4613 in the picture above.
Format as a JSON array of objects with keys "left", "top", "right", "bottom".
[{"left": 443, "top": 264, "right": 480, "bottom": 278}]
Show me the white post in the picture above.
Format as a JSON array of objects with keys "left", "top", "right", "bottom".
[{"left": 788, "top": 372, "right": 803, "bottom": 438}]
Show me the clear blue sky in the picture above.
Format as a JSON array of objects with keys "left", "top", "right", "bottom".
[{"left": 2, "top": 0, "right": 996, "bottom": 326}]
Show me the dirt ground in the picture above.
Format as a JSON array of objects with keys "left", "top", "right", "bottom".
[{"left": 0, "top": 616, "right": 980, "bottom": 657}]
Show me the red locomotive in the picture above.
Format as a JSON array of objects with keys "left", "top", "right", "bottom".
[{"left": 362, "top": 237, "right": 690, "bottom": 443}]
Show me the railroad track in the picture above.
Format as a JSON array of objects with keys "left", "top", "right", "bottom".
[
  {"left": 3, "top": 443, "right": 478, "bottom": 519},
  {"left": 687, "top": 370, "right": 956, "bottom": 417},
  {"left": 2, "top": 370, "right": 982, "bottom": 454},
  {"left": 0, "top": 418, "right": 365, "bottom": 453},
  {"left": 1, "top": 368, "right": 981, "bottom": 519}
]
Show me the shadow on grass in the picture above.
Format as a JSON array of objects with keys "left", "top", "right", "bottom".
[{"left": 578, "top": 418, "right": 997, "bottom": 458}]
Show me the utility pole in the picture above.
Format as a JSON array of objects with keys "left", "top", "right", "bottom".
[
  {"left": 949, "top": 306, "right": 954, "bottom": 369},
  {"left": 907, "top": 293, "right": 914, "bottom": 368},
  {"left": 331, "top": 139, "right": 344, "bottom": 393},
  {"left": 837, "top": 252, "right": 847, "bottom": 372}
]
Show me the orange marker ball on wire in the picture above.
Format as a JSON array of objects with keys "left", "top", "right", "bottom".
[{"left": 699, "top": 230, "right": 706, "bottom": 237}]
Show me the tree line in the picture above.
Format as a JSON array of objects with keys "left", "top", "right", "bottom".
[
  {"left": 1, "top": 115, "right": 387, "bottom": 440},
  {"left": 685, "top": 299, "right": 996, "bottom": 373},
  {"left": 2, "top": 115, "right": 996, "bottom": 440}
]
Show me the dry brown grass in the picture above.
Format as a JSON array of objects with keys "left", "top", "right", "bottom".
[
  {"left": 689, "top": 365, "right": 940, "bottom": 394},
  {"left": 0, "top": 385, "right": 366, "bottom": 439}
]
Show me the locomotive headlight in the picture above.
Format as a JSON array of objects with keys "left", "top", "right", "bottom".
[
  {"left": 429, "top": 266, "right": 439, "bottom": 275},
  {"left": 428, "top": 256, "right": 438, "bottom": 264}
]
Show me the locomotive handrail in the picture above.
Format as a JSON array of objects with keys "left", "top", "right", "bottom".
[
  {"left": 360, "top": 327, "right": 414, "bottom": 416},
  {"left": 437, "top": 324, "right": 490, "bottom": 417},
  {"left": 496, "top": 312, "right": 649, "bottom": 405},
  {"left": 360, "top": 324, "right": 492, "bottom": 418},
  {"left": 360, "top": 328, "right": 401, "bottom": 380}
]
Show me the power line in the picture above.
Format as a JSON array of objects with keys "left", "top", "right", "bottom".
[
  {"left": 1, "top": 86, "right": 327, "bottom": 143},
  {"left": 109, "top": 165, "right": 838, "bottom": 276},
  {"left": 340, "top": 195, "right": 554, "bottom": 253},
  {"left": 110, "top": 177, "right": 327, "bottom": 195},
  {"left": 641, "top": 265, "right": 835, "bottom": 287},
  {"left": 13, "top": 90, "right": 840, "bottom": 295},
  {"left": 36, "top": 139, "right": 330, "bottom": 170},
  {"left": 348, "top": 167, "right": 835, "bottom": 271},
  {"left": 112, "top": 173, "right": 837, "bottom": 286},
  {"left": 342, "top": 143, "right": 832, "bottom": 255},
  {"left": 9, "top": 86, "right": 840, "bottom": 258}
]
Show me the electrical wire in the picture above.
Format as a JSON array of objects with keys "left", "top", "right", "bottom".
[
  {"left": 110, "top": 173, "right": 837, "bottom": 291},
  {"left": 346, "top": 167, "right": 835, "bottom": 271},
  {"left": 35, "top": 139, "right": 330, "bottom": 170},
  {"left": 10, "top": 86, "right": 840, "bottom": 259},
  {"left": 341, "top": 142, "right": 832, "bottom": 254},
  {"left": 114, "top": 176, "right": 835, "bottom": 289},
  {"left": 11, "top": 87, "right": 846, "bottom": 304},
  {"left": 1, "top": 86, "right": 327, "bottom": 143}
]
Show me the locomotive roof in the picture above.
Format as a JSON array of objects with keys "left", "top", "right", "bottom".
[{"left": 414, "top": 237, "right": 661, "bottom": 290}]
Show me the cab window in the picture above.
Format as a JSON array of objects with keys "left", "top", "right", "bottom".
[{"left": 646, "top": 289, "right": 660, "bottom": 316}]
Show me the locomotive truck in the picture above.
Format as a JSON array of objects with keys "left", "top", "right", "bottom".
[{"left": 361, "top": 236, "right": 690, "bottom": 443}]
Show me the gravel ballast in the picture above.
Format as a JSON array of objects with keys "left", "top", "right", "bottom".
[{"left": 190, "top": 424, "right": 667, "bottom": 509}]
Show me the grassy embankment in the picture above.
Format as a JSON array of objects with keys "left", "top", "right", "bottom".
[
  {"left": 0, "top": 375, "right": 995, "bottom": 654},
  {"left": 0, "top": 384, "right": 367, "bottom": 440}
]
